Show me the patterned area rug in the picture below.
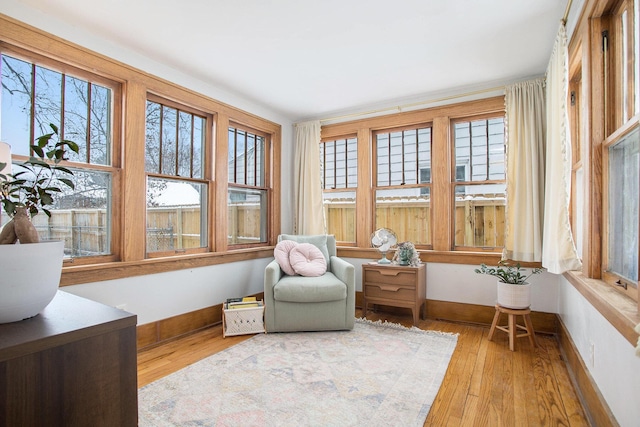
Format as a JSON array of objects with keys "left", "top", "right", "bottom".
[{"left": 138, "top": 318, "right": 458, "bottom": 426}]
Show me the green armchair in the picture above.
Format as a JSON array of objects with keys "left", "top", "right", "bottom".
[{"left": 264, "top": 234, "right": 355, "bottom": 332}]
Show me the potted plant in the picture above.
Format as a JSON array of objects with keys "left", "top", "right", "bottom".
[
  {"left": 0, "top": 123, "right": 79, "bottom": 323},
  {"left": 392, "top": 241, "right": 420, "bottom": 266},
  {"left": 475, "top": 261, "right": 543, "bottom": 309}
]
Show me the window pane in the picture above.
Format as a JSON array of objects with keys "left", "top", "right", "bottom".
[
  {"left": 228, "top": 187, "right": 267, "bottom": 244},
  {"left": 146, "top": 177, "right": 207, "bottom": 253},
  {"left": 177, "top": 111, "right": 193, "bottom": 178},
  {"left": 375, "top": 187, "right": 430, "bottom": 245},
  {"left": 377, "top": 133, "right": 390, "bottom": 185},
  {"left": 193, "top": 116, "right": 204, "bottom": 179},
  {"left": 146, "top": 100, "right": 204, "bottom": 179},
  {"left": 1, "top": 54, "right": 112, "bottom": 165},
  {"left": 89, "top": 84, "right": 111, "bottom": 165},
  {"left": 607, "top": 127, "right": 639, "bottom": 283},
  {"left": 228, "top": 127, "right": 265, "bottom": 188},
  {"left": 454, "top": 183, "right": 506, "bottom": 248},
  {"left": 376, "top": 127, "right": 431, "bottom": 187},
  {"left": 455, "top": 118, "right": 505, "bottom": 182},
  {"left": 324, "top": 190, "right": 356, "bottom": 242},
  {"left": 321, "top": 137, "right": 357, "bottom": 190},
  {"left": 28, "top": 169, "right": 112, "bottom": 257},
  {"left": 34, "top": 66, "right": 62, "bottom": 141},
  {"left": 63, "top": 75, "right": 88, "bottom": 163},
  {"left": 145, "top": 101, "right": 161, "bottom": 173},
  {"left": 1, "top": 55, "right": 32, "bottom": 155},
  {"left": 161, "top": 106, "right": 177, "bottom": 176}
]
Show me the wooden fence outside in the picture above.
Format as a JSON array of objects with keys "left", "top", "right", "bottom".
[
  {"left": 325, "top": 197, "right": 505, "bottom": 248},
  {"left": 6, "top": 197, "right": 505, "bottom": 254}
]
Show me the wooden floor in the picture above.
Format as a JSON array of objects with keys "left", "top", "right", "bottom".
[{"left": 138, "top": 309, "right": 590, "bottom": 427}]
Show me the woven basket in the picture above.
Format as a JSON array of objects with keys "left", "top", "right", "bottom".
[{"left": 223, "top": 302, "right": 265, "bottom": 337}]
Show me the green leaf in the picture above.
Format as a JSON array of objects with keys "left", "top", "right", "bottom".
[
  {"left": 61, "top": 139, "right": 80, "bottom": 153},
  {"left": 53, "top": 165, "right": 73, "bottom": 174},
  {"left": 58, "top": 178, "right": 75, "bottom": 189},
  {"left": 32, "top": 145, "right": 45, "bottom": 158}
]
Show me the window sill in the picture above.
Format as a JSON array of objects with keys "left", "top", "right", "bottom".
[
  {"left": 60, "top": 247, "right": 274, "bottom": 286},
  {"left": 564, "top": 271, "right": 639, "bottom": 346},
  {"left": 337, "top": 247, "right": 530, "bottom": 267}
]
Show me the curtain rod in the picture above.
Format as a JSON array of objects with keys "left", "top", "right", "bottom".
[
  {"left": 561, "top": 0, "right": 574, "bottom": 25},
  {"left": 318, "top": 85, "right": 505, "bottom": 124}
]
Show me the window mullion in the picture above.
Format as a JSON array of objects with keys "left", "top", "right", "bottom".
[
  {"left": 485, "top": 119, "right": 490, "bottom": 180},
  {"left": 343, "top": 139, "right": 348, "bottom": 188},
  {"left": 86, "top": 82, "right": 92, "bottom": 163},
  {"left": 387, "top": 133, "right": 391, "bottom": 186},
  {"left": 190, "top": 115, "right": 194, "bottom": 178},
  {"left": 29, "top": 63, "right": 36, "bottom": 154},
  {"left": 174, "top": 110, "right": 179, "bottom": 176},
  {"left": 401, "top": 131, "right": 406, "bottom": 185},
  {"left": 158, "top": 106, "right": 164, "bottom": 174}
]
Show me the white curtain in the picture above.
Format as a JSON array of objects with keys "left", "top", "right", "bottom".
[
  {"left": 503, "top": 78, "right": 546, "bottom": 262},
  {"left": 294, "top": 121, "right": 325, "bottom": 235},
  {"left": 542, "top": 24, "right": 582, "bottom": 274}
]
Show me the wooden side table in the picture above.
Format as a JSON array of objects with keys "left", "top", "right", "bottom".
[
  {"left": 0, "top": 291, "right": 138, "bottom": 426},
  {"left": 487, "top": 304, "right": 537, "bottom": 351},
  {"left": 362, "top": 262, "right": 426, "bottom": 325}
]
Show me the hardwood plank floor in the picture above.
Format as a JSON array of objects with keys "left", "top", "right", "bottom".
[{"left": 137, "top": 309, "right": 590, "bottom": 426}]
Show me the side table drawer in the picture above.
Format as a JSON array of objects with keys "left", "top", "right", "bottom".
[
  {"left": 364, "top": 268, "right": 416, "bottom": 287},
  {"left": 365, "top": 283, "right": 415, "bottom": 302}
]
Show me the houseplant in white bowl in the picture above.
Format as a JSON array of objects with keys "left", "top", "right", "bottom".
[
  {"left": 475, "top": 261, "right": 543, "bottom": 309},
  {"left": 0, "top": 124, "right": 78, "bottom": 323}
]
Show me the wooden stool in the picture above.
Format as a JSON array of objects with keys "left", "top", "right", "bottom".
[{"left": 488, "top": 304, "right": 537, "bottom": 351}]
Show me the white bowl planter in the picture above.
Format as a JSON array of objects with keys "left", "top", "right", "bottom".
[
  {"left": 497, "top": 280, "right": 531, "bottom": 309},
  {"left": 0, "top": 240, "right": 64, "bottom": 323}
]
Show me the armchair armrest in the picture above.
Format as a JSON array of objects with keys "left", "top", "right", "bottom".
[
  {"left": 330, "top": 256, "right": 355, "bottom": 291},
  {"left": 264, "top": 260, "right": 282, "bottom": 293}
]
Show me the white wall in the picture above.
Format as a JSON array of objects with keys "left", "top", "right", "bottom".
[
  {"left": 558, "top": 276, "right": 640, "bottom": 427},
  {"left": 64, "top": 258, "right": 272, "bottom": 325}
]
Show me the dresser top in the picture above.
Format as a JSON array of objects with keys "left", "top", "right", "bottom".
[{"left": 0, "top": 291, "right": 136, "bottom": 361}]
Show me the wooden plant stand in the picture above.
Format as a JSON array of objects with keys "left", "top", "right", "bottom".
[{"left": 488, "top": 304, "right": 537, "bottom": 351}]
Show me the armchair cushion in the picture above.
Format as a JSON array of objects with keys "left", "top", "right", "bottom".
[
  {"left": 289, "top": 243, "right": 327, "bottom": 277},
  {"left": 274, "top": 240, "right": 298, "bottom": 275},
  {"left": 280, "top": 234, "right": 330, "bottom": 270},
  {"left": 273, "top": 272, "right": 347, "bottom": 303}
]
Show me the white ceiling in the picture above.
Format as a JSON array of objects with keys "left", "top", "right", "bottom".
[{"left": 11, "top": 0, "right": 568, "bottom": 122}]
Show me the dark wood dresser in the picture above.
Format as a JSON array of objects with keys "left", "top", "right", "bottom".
[
  {"left": 362, "top": 262, "right": 427, "bottom": 325},
  {"left": 0, "top": 291, "right": 138, "bottom": 426}
]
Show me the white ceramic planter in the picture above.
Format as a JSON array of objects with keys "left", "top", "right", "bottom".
[
  {"left": 497, "top": 280, "right": 531, "bottom": 309},
  {"left": 0, "top": 240, "right": 64, "bottom": 323}
]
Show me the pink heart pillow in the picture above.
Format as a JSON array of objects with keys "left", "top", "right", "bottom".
[
  {"left": 289, "top": 243, "right": 327, "bottom": 277},
  {"left": 274, "top": 240, "right": 298, "bottom": 275}
]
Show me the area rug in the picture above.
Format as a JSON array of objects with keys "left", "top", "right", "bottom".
[{"left": 138, "top": 318, "right": 458, "bottom": 427}]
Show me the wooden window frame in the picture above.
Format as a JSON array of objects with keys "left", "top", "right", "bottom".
[
  {"left": 564, "top": 0, "right": 640, "bottom": 340},
  {"left": 372, "top": 124, "right": 433, "bottom": 248},
  {"left": 0, "top": 45, "right": 122, "bottom": 266},
  {"left": 321, "top": 96, "right": 504, "bottom": 257},
  {"left": 226, "top": 122, "right": 272, "bottom": 249},
  {"left": 320, "top": 135, "right": 358, "bottom": 246},
  {"left": 450, "top": 114, "right": 506, "bottom": 252},
  {"left": 144, "top": 95, "right": 212, "bottom": 258}
]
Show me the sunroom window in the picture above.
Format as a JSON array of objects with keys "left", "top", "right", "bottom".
[
  {"left": 0, "top": 52, "right": 115, "bottom": 259},
  {"left": 320, "top": 136, "right": 357, "bottom": 243},
  {"left": 373, "top": 125, "right": 432, "bottom": 246},
  {"left": 145, "top": 98, "right": 208, "bottom": 255}
]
